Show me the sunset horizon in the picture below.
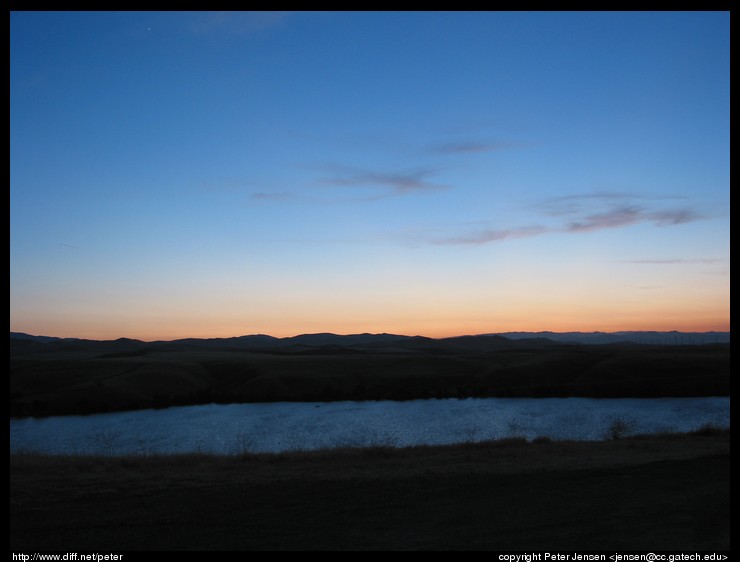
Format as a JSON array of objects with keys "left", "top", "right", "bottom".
[
  {"left": 11, "top": 11, "right": 729, "bottom": 350},
  {"left": 10, "top": 322, "right": 731, "bottom": 343}
]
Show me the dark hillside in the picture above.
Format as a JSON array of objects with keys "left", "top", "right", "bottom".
[{"left": 10, "top": 332, "right": 730, "bottom": 417}]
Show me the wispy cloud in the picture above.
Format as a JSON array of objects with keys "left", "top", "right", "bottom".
[
  {"left": 539, "top": 192, "right": 634, "bottom": 216},
  {"left": 539, "top": 192, "right": 689, "bottom": 217},
  {"left": 242, "top": 167, "right": 449, "bottom": 204},
  {"left": 565, "top": 205, "right": 645, "bottom": 232},
  {"left": 320, "top": 168, "right": 449, "bottom": 196},
  {"left": 432, "top": 193, "right": 704, "bottom": 246},
  {"left": 649, "top": 209, "right": 702, "bottom": 226},
  {"left": 563, "top": 206, "right": 700, "bottom": 233},
  {"left": 435, "top": 225, "right": 548, "bottom": 245}
]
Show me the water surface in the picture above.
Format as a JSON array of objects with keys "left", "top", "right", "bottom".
[{"left": 10, "top": 396, "right": 729, "bottom": 455}]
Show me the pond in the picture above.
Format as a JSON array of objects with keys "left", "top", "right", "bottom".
[{"left": 9, "top": 396, "right": 730, "bottom": 455}]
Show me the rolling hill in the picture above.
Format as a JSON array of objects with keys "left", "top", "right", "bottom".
[{"left": 9, "top": 331, "right": 730, "bottom": 418}]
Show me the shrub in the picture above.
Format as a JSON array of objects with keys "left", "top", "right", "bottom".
[
  {"left": 603, "top": 417, "right": 633, "bottom": 440},
  {"left": 692, "top": 423, "right": 728, "bottom": 436},
  {"left": 494, "top": 437, "right": 528, "bottom": 448}
]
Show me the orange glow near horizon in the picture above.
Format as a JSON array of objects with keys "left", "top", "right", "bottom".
[
  {"left": 10, "top": 263, "right": 730, "bottom": 341},
  {"left": 10, "top": 313, "right": 730, "bottom": 342},
  {"left": 10, "top": 254, "right": 731, "bottom": 341}
]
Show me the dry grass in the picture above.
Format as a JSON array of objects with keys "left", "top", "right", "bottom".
[
  {"left": 10, "top": 430, "right": 730, "bottom": 551},
  {"left": 11, "top": 344, "right": 730, "bottom": 417}
]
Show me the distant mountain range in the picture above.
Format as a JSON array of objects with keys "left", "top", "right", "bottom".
[
  {"left": 9, "top": 331, "right": 526, "bottom": 355},
  {"left": 490, "top": 331, "right": 730, "bottom": 345},
  {"left": 9, "top": 330, "right": 729, "bottom": 355}
]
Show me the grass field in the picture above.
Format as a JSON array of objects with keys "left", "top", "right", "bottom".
[
  {"left": 10, "top": 343, "right": 730, "bottom": 417},
  {"left": 10, "top": 430, "right": 730, "bottom": 551}
]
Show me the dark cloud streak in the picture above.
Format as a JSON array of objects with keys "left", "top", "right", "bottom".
[
  {"left": 434, "top": 225, "right": 549, "bottom": 246},
  {"left": 432, "top": 194, "right": 704, "bottom": 246},
  {"left": 650, "top": 209, "right": 702, "bottom": 226},
  {"left": 565, "top": 205, "right": 645, "bottom": 232},
  {"left": 320, "top": 169, "right": 449, "bottom": 196}
]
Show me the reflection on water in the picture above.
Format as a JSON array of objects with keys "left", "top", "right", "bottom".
[{"left": 10, "top": 396, "right": 730, "bottom": 455}]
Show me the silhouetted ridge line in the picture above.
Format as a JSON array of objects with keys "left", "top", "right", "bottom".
[{"left": 10, "top": 330, "right": 729, "bottom": 349}]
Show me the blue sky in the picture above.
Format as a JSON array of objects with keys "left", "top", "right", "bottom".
[{"left": 10, "top": 11, "right": 730, "bottom": 340}]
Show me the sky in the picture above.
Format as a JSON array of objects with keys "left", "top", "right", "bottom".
[{"left": 10, "top": 11, "right": 730, "bottom": 340}]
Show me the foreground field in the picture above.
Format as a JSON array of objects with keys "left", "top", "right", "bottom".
[{"left": 10, "top": 430, "right": 730, "bottom": 551}]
